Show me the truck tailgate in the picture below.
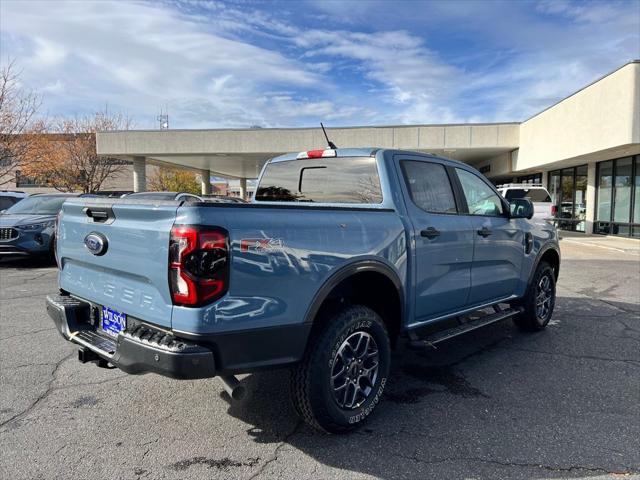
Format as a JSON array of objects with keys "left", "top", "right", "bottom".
[{"left": 57, "top": 198, "right": 179, "bottom": 328}]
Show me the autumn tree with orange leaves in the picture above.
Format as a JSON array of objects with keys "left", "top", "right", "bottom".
[
  {"left": 148, "top": 167, "right": 202, "bottom": 194},
  {"left": 22, "top": 111, "right": 133, "bottom": 193}
]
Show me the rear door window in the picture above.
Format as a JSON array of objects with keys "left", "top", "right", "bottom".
[
  {"left": 401, "top": 161, "right": 457, "bottom": 213},
  {"left": 256, "top": 156, "right": 382, "bottom": 203}
]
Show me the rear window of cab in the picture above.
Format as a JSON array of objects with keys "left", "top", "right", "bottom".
[
  {"left": 255, "top": 156, "right": 383, "bottom": 203},
  {"left": 504, "top": 188, "right": 551, "bottom": 202}
]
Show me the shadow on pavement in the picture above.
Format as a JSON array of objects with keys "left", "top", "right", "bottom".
[
  {"left": 222, "top": 298, "right": 639, "bottom": 479},
  {"left": 0, "top": 255, "right": 56, "bottom": 269}
]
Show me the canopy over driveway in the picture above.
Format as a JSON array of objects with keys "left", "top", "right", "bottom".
[{"left": 96, "top": 123, "right": 520, "bottom": 193}]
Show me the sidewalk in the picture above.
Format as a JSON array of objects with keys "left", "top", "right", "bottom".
[{"left": 559, "top": 231, "right": 640, "bottom": 255}]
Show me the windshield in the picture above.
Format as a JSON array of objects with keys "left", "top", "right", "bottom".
[
  {"left": 504, "top": 188, "right": 551, "bottom": 202},
  {"left": 5, "top": 196, "right": 71, "bottom": 215}
]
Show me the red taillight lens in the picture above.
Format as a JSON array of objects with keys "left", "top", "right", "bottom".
[
  {"left": 169, "top": 226, "right": 229, "bottom": 306},
  {"left": 551, "top": 205, "right": 558, "bottom": 217}
]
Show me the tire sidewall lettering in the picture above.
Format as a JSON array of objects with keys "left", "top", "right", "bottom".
[{"left": 348, "top": 377, "right": 387, "bottom": 424}]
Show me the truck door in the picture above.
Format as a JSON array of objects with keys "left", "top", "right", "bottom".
[
  {"left": 397, "top": 158, "right": 474, "bottom": 323},
  {"left": 453, "top": 168, "right": 524, "bottom": 305}
]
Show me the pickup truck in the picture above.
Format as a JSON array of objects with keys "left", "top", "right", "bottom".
[{"left": 47, "top": 148, "right": 560, "bottom": 433}]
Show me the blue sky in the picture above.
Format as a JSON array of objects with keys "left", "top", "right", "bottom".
[{"left": 1, "top": 0, "right": 639, "bottom": 129}]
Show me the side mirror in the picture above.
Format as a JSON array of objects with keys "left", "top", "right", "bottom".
[{"left": 509, "top": 198, "right": 534, "bottom": 219}]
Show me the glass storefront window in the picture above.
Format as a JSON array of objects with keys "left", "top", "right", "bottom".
[
  {"left": 613, "top": 157, "right": 632, "bottom": 223},
  {"left": 548, "top": 165, "right": 588, "bottom": 232},
  {"left": 595, "top": 156, "right": 640, "bottom": 238},
  {"left": 634, "top": 157, "right": 640, "bottom": 225},
  {"left": 597, "top": 161, "right": 613, "bottom": 221},
  {"left": 575, "top": 165, "right": 587, "bottom": 232}
]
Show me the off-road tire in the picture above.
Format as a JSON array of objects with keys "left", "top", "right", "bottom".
[
  {"left": 290, "top": 305, "right": 390, "bottom": 433},
  {"left": 513, "top": 261, "right": 556, "bottom": 331}
]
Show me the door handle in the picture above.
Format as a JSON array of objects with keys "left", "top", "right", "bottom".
[
  {"left": 420, "top": 227, "right": 441, "bottom": 239},
  {"left": 477, "top": 227, "right": 492, "bottom": 237}
]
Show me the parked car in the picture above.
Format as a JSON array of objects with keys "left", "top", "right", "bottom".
[
  {"left": 47, "top": 148, "right": 560, "bottom": 433},
  {"left": 0, "top": 190, "right": 28, "bottom": 211},
  {"left": 125, "top": 191, "right": 203, "bottom": 202},
  {"left": 496, "top": 183, "right": 554, "bottom": 220},
  {"left": 0, "top": 193, "right": 78, "bottom": 259}
]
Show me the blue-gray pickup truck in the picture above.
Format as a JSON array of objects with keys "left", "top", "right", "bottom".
[{"left": 47, "top": 148, "right": 560, "bottom": 433}]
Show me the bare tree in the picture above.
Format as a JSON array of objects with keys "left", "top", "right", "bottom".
[
  {"left": 23, "top": 110, "right": 133, "bottom": 193},
  {"left": 0, "top": 61, "right": 41, "bottom": 186}
]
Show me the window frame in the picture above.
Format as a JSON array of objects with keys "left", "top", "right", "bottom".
[
  {"left": 399, "top": 159, "right": 461, "bottom": 215},
  {"left": 452, "top": 167, "right": 507, "bottom": 218}
]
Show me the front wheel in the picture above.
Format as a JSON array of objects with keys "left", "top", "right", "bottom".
[
  {"left": 513, "top": 261, "right": 556, "bottom": 331},
  {"left": 290, "top": 305, "right": 390, "bottom": 433}
]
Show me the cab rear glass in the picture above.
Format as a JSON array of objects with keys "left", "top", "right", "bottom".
[{"left": 255, "top": 156, "right": 383, "bottom": 203}]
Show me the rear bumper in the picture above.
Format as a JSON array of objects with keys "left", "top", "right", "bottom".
[
  {"left": 46, "top": 294, "right": 311, "bottom": 379},
  {"left": 46, "top": 294, "right": 216, "bottom": 379}
]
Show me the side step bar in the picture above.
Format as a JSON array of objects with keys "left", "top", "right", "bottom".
[{"left": 409, "top": 306, "right": 523, "bottom": 349}]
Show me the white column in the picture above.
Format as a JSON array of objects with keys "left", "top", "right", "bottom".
[
  {"left": 239, "top": 178, "right": 247, "bottom": 200},
  {"left": 585, "top": 162, "right": 597, "bottom": 234},
  {"left": 200, "top": 169, "right": 211, "bottom": 195},
  {"left": 132, "top": 156, "right": 146, "bottom": 193},
  {"left": 540, "top": 171, "right": 548, "bottom": 189}
]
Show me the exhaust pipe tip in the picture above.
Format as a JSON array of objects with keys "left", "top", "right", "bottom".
[{"left": 219, "top": 375, "right": 246, "bottom": 401}]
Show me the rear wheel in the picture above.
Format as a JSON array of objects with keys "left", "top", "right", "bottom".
[
  {"left": 513, "top": 261, "right": 556, "bottom": 331},
  {"left": 290, "top": 305, "right": 390, "bottom": 433}
]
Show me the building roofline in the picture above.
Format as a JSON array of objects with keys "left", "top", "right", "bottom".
[{"left": 523, "top": 59, "right": 640, "bottom": 123}]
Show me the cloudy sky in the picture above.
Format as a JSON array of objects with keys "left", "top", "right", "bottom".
[{"left": 1, "top": 0, "right": 639, "bottom": 129}]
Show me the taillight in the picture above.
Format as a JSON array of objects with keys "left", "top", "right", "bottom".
[
  {"left": 551, "top": 205, "right": 558, "bottom": 217},
  {"left": 169, "top": 225, "right": 229, "bottom": 306}
]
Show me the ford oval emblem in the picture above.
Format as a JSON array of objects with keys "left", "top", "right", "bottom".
[{"left": 84, "top": 232, "right": 108, "bottom": 256}]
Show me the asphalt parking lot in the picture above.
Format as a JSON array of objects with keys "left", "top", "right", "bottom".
[{"left": 1, "top": 239, "right": 639, "bottom": 480}]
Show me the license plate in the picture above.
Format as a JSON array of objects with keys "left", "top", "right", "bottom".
[{"left": 101, "top": 306, "right": 127, "bottom": 338}]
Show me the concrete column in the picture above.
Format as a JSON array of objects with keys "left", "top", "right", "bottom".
[
  {"left": 239, "top": 178, "right": 247, "bottom": 200},
  {"left": 132, "top": 156, "right": 146, "bottom": 193},
  {"left": 200, "top": 169, "right": 212, "bottom": 195},
  {"left": 540, "top": 171, "right": 548, "bottom": 189},
  {"left": 585, "top": 162, "right": 597, "bottom": 234}
]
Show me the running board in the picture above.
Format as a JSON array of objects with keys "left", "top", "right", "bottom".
[{"left": 409, "top": 307, "right": 523, "bottom": 349}]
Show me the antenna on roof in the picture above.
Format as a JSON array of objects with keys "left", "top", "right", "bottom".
[{"left": 320, "top": 122, "right": 337, "bottom": 149}]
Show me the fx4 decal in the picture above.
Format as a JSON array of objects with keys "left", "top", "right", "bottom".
[{"left": 239, "top": 238, "right": 284, "bottom": 252}]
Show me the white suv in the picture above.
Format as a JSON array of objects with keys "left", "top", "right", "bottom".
[{"left": 496, "top": 184, "right": 554, "bottom": 221}]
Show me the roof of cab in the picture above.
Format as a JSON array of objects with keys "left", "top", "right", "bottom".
[
  {"left": 268, "top": 147, "right": 471, "bottom": 170},
  {"left": 270, "top": 148, "right": 378, "bottom": 163}
]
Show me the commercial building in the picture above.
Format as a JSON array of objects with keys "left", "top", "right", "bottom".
[{"left": 14, "top": 60, "right": 639, "bottom": 237}]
